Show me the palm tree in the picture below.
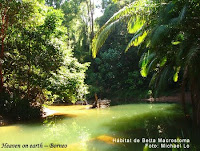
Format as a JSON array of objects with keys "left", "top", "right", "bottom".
[{"left": 92, "top": 0, "right": 200, "bottom": 128}]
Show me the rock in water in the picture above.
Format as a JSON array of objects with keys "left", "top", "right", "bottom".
[{"left": 97, "top": 99, "right": 111, "bottom": 108}]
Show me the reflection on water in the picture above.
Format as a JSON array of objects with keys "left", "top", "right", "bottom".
[{"left": 0, "top": 104, "right": 199, "bottom": 151}]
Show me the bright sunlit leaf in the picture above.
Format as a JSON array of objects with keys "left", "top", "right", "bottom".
[
  {"left": 128, "top": 17, "right": 145, "bottom": 34},
  {"left": 172, "top": 41, "right": 181, "bottom": 45},
  {"left": 125, "top": 31, "right": 148, "bottom": 52},
  {"left": 173, "top": 66, "right": 181, "bottom": 82},
  {"left": 160, "top": 56, "right": 167, "bottom": 67},
  {"left": 143, "top": 145, "right": 149, "bottom": 151},
  {"left": 133, "top": 31, "right": 148, "bottom": 46},
  {"left": 141, "top": 65, "right": 148, "bottom": 77},
  {"left": 140, "top": 54, "right": 148, "bottom": 77}
]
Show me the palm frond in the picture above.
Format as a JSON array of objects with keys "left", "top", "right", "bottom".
[
  {"left": 147, "top": 57, "right": 159, "bottom": 73},
  {"left": 140, "top": 51, "right": 156, "bottom": 77},
  {"left": 179, "top": 5, "right": 187, "bottom": 22},
  {"left": 92, "top": 1, "right": 138, "bottom": 58},
  {"left": 92, "top": 20, "right": 120, "bottom": 58},
  {"left": 169, "top": 5, "right": 187, "bottom": 26},
  {"left": 125, "top": 30, "right": 148, "bottom": 52},
  {"left": 149, "top": 72, "right": 158, "bottom": 88},
  {"left": 149, "top": 4, "right": 187, "bottom": 48},
  {"left": 186, "top": 44, "right": 200, "bottom": 67},
  {"left": 150, "top": 25, "right": 169, "bottom": 47},
  {"left": 139, "top": 52, "right": 146, "bottom": 67},
  {"left": 158, "top": 1, "right": 175, "bottom": 24},
  {"left": 128, "top": 16, "right": 145, "bottom": 34},
  {"left": 92, "top": 0, "right": 157, "bottom": 58},
  {"left": 154, "top": 65, "right": 172, "bottom": 95},
  {"left": 160, "top": 56, "right": 167, "bottom": 67}
]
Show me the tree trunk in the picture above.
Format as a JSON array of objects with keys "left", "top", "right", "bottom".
[
  {"left": 91, "top": 93, "right": 98, "bottom": 108},
  {"left": 90, "top": 0, "right": 94, "bottom": 40},
  {"left": 86, "top": 0, "right": 94, "bottom": 44}
]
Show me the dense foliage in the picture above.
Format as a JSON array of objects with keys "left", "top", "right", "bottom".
[
  {"left": 86, "top": 0, "right": 151, "bottom": 101},
  {"left": 92, "top": 0, "right": 200, "bottom": 127},
  {"left": 87, "top": 48, "right": 149, "bottom": 101},
  {"left": 0, "top": 0, "right": 89, "bottom": 120},
  {"left": 1, "top": 0, "right": 199, "bottom": 131}
]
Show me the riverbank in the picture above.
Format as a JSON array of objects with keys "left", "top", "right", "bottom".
[
  {"left": 144, "top": 92, "right": 191, "bottom": 103},
  {"left": 43, "top": 105, "right": 92, "bottom": 117}
]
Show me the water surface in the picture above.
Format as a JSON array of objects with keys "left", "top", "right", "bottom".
[{"left": 0, "top": 103, "right": 195, "bottom": 151}]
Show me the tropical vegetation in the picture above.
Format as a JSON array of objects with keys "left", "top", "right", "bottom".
[
  {"left": 92, "top": 0, "right": 200, "bottom": 128},
  {"left": 0, "top": 0, "right": 89, "bottom": 120},
  {"left": 0, "top": 0, "right": 199, "bottom": 150}
]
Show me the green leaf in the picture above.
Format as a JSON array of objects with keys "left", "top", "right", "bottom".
[
  {"left": 134, "top": 31, "right": 148, "bottom": 46},
  {"left": 125, "top": 31, "right": 148, "bottom": 52},
  {"left": 92, "top": 0, "right": 155, "bottom": 57},
  {"left": 172, "top": 41, "right": 181, "bottom": 45},
  {"left": 128, "top": 16, "right": 145, "bottom": 34},
  {"left": 92, "top": 20, "right": 119, "bottom": 58},
  {"left": 143, "top": 145, "right": 149, "bottom": 151},
  {"left": 173, "top": 66, "right": 181, "bottom": 82},
  {"left": 140, "top": 53, "right": 148, "bottom": 77},
  {"left": 172, "top": 147, "right": 179, "bottom": 151},
  {"left": 160, "top": 56, "right": 167, "bottom": 67},
  {"left": 151, "top": 25, "right": 168, "bottom": 47},
  {"left": 147, "top": 57, "right": 158, "bottom": 73},
  {"left": 141, "top": 65, "right": 148, "bottom": 77}
]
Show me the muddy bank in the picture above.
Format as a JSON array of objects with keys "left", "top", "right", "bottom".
[{"left": 143, "top": 92, "right": 191, "bottom": 103}]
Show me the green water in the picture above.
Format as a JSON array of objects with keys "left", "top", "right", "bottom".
[{"left": 0, "top": 103, "right": 197, "bottom": 151}]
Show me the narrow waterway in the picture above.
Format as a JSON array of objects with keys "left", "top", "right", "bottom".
[{"left": 0, "top": 103, "right": 196, "bottom": 151}]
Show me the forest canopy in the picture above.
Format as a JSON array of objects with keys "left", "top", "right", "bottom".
[{"left": 0, "top": 0, "right": 89, "bottom": 119}]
